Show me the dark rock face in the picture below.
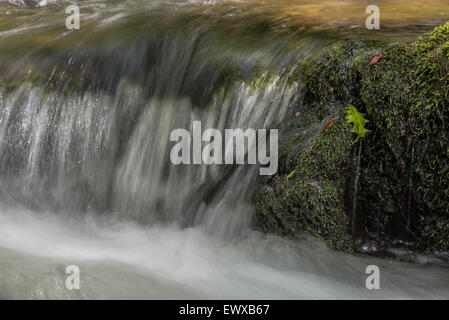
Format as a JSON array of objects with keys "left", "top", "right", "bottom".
[
  {"left": 360, "top": 23, "right": 449, "bottom": 254},
  {"left": 252, "top": 23, "right": 449, "bottom": 256},
  {"left": 252, "top": 113, "right": 354, "bottom": 251}
]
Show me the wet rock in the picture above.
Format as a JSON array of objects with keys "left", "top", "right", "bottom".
[{"left": 252, "top": 22, "right": 449, "bottom": 257}]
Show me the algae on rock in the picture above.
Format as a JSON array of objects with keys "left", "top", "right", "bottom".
[{"left": 252, "top": 22, "right": 449, "bottom": 256}]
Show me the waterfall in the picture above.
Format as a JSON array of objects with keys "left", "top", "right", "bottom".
[{"left": 0, "top": 17, "right": 302, "bottom": 239}]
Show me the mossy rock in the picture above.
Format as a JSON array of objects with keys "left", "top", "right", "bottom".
[
  {"left": 418, "top": 215, "right": 449, "bottom": 254},
  {"left": 359, "top": 23, "right": 449, "bottom": 251},
  {"left": 253, "top": 22, "right": 449, "bottom": 255},
  {"left": 252, "top": 114, "right": 353, "bottom": 252}
]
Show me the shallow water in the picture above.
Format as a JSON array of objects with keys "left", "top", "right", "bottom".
[{"left": 1, "top": 208, "right": 449, "bottom": 299}]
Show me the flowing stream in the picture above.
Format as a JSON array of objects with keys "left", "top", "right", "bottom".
[{"left": 0, "top": 0, "right": 449, "bottom": 299}]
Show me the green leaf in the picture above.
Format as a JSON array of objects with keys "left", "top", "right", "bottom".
[
  {"left": 287, "top": 170, "right": 296, "bottom": 180},
  {"left": 346, "top": 105, "right": 371, "bottom": 143}
]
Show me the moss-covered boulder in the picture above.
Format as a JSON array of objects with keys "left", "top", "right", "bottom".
[
  {"left": 252, "top": 108, "right": 354, "bottom": 252},
  {"left": 359, "top": 22, "right": 449, "bottom": 254},
  {"left": 252, "top": 22, "right": 449, "bottom": 256}
]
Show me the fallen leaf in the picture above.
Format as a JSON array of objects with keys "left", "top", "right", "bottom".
[
  {"left": 320, "top": 116, "right": 339, "bottom": 134},
  {"left": 330, "top": 87, "right": 334, "bottom": 93},
  {"left": 369, "top": 54, "right": 383, "bottom": 66}
]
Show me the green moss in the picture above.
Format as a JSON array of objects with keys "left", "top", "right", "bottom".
[
  {"left": 301, "top": 43, "right": 370, "bottom": 113},
  {"left": 253, "top": 118, "right": 353, "bottom": 252},
  {"left": 253, "top": 22, "right": 449, "bottom": 256},
  {"left": 419, "top": 216, "right": 449, "bottom": 253},
  {"left": 359, "top": 23, "right": 449, "bottom": 244}
]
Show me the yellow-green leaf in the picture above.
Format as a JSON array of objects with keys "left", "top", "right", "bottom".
[{"left": 346, "top": 105, "right": 371, "bottom": 143}]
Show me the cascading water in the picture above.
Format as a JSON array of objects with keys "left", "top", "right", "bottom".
[{"left": 1, "top": 0, "right": 449, "bottom": 299}]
